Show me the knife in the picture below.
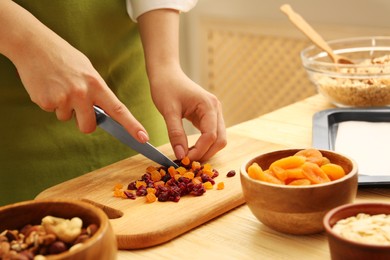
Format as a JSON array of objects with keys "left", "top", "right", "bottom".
[{"left": 93, "top": 106, "right": 178, "bottom": 168}]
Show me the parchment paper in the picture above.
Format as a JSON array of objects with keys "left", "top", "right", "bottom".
[{"left": 335, "top": 121, "right": 390, "bottom": 176}]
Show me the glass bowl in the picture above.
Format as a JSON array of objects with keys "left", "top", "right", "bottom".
[{"left": 301, "top": 36, "right": 390, "bottom": 107}]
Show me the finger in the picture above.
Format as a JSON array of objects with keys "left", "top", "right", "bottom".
[
  {"left": 95, "top": 94, "right": 149, "bottom": 143},
  {"left": 188, "top": 107, "right": 227, "bottom": 162},
  {"left": 73, "top": 103, "right": 96, "bottom": 133},
  {"left": 191, "top": 110, "right": 227, "bottom": 161},
  {"left": 55, "top": 107, "right": 74, "bottom": 121},
  {"left": 164, "top": 113, "right": 188, "bottom": 160}
]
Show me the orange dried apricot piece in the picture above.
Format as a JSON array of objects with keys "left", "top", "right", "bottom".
[
  {"left": 113, "top": 183, "right": 123, "bottom": 191},
  {"left": 136, "top": 180, "right": 147, "bottom": 188},
  {"left": 248, "top": 163, "right": 283, "bottom": 184},
  {"left": 150, "top": 170, "right": 162, "bottom": 182},
  {"left": 168, "top": 166, "right": 177, "bottom": 177},
  {"left": 248, "top": 163, "right": 264, "bottom": 180},
  {"left": 146, "top": 165, "right": 157, "bottom": 174},
  {"left": 270, "top": 155, "right": 306, "bottom": 170},
  {"left": 176, "top": 166, "right": 187, "bottom": 175},
  {"left": 302, "top": 162, "right": 331, "bottom": 184},
  {"left": 285, "top": 168, "right": 305, "bottom": 180},
  {"left": 147, "top": 187, "right": 156, "bottom": 194},
  {"left": 181, "top": 156, "right": 191, "bottom": 166},
  {"left": 263, "top": 171, "right": 284, "bottom": 184},
  {"left": 146, "top": 193, "right": 157, "bottom": 203},
  {"left": 204, "top": 181, "right": 213, "bottom": 190},
  {"left": 153, "top": 181, "right": 165, "bottom": 188},
  {"left": 191, "top": 161, "right": 201, "bottom": 171},
  {"left": 159, "top": 169, "right": 166, "bottom": 177},
  {"left": 192, "top": 176, "right": 202, "bottom": 184},
  {"left": 113, "top": 189, "right": 124, "bottom": 198},
  {"left": 217, "top": 182, "right": 225, "bottom": 190},
  {"left": 287, "top": 179, "right": 311, "bottom": 186},
  {"left": 321, "top": 163, "right": 346, "bottom": 180},
  {"left": 182, "top": 171, "right": 195, "bottom": 180},
  {"left": 203, "top": 163, "right": 212, "bottom": 171},
  {"left": 269, "top": 165, "right": 288, "bottom": 182},
  {"left": 295, "top": 149, "right": 324, "bottom": 166}
]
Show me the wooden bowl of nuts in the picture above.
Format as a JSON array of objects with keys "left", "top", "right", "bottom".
[
  {"left": 0, "top": 199, "right": 117, "bottom": 259},
  {"left": 323, "top": 202, "right": 390, "bottom": 260}
]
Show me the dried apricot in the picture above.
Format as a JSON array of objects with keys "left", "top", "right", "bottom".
[
  {"left": 181, "top": 156, "right": 191, "bottom": 166},
  {"left": 269, "top": 165, "right": 288, "bottom": 182},
  {"left": 182, "top": 171, "right": 195, "bottom": 180},
  {"left": 321, "top": 163, "right": 346, "bottom": 180},
  {"left": 247, "top": 149, "right": 345, "bottom": 186},
  {"left": 168, "top": 166, "right": 176, "bottom": 177},
  {"left": 248, "top": 163, "right": 265, "bottom": 180},
  {"left": 204, "top": 181, "right": 213, "bottom": 190},
  {"left": 287, "top": 179, "right": 311, "bottom": 186},
  {"left": 113, "top": 183, "right": 123, "bottom": 191},
  {"left": 295, "top": 149, "right": 324, "bottom": 166},
  {"left": 217, "top": 182, "right": 225, "bottom": 190},
  {"left": 270, "top": 155, "right": 306, "bottom": 169},
  {"left": 285, "top": 168, "right": 305, "bottom": 180},
  {"left": 302, "top": 162, "right": 331, "bottom": 184},
  {"left": 150, "top": 170, "right": 162, "bottom": 182},
  {"left": 146, "top": 193, "right": 157, "bottom": 203}
]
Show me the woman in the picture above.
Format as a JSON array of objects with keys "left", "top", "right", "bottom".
[{"left": 0, "top": 0, "right": 226, "bottom": 205}]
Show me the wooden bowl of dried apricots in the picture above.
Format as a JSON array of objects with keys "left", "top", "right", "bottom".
[{"left": 240, "top": 148, "right": 358, "bottom": 235}]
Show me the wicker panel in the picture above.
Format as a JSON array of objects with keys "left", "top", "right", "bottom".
[{"left": 204, "top": 27, "right": 316, "bottom": 127}]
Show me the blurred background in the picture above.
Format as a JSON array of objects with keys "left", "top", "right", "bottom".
[{"left": 178, "top": 0, "right": 390, "bottom": 131}]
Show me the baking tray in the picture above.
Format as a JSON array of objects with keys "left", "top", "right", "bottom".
[{"left": 313, "top": 107, "right": 390, "bottom": 186}]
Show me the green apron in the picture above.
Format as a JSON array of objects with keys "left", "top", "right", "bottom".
[{"left": 0, "top": 1, "right": 168, "bottom": 206}]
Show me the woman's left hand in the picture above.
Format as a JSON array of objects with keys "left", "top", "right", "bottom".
[{"left": 150, "top": 66, "right": 227, "bottom": 162}]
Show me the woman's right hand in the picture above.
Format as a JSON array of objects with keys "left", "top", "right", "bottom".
[{"left": 0, "top": 0, "right": 149, "bottom": 143}]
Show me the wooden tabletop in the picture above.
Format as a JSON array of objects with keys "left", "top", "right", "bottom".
[{"left": 117, "top": 95, "right": 390, "bottom": 259}]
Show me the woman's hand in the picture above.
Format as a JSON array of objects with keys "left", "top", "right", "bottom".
[
  {"left": 0, "top": 0, "right": 149, "bottom": 143},
  {"left": 138, "top": 9, "right": 227, "bottom": 161},
  {"left": 150, "top": 66, "right": 227, "bottom": 162}
]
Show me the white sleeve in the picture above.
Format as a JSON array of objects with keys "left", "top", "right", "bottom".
[{"left": 126, "top": 0, "right": 198, "bottom": 22}]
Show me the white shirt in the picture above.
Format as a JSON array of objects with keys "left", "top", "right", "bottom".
[{"left": 126, "top": 0, "right": 198, "bottom": 22}]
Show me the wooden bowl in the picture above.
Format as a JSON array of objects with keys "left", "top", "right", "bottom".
[
  {"left": 240, "top": 149, "right": 358, "bottom": 235},
  {"left": 324, "top": 202, "right": 390, "bottom": 260},
  {"left": 0, "top": 199, "right": 117, "bottom": 260}
]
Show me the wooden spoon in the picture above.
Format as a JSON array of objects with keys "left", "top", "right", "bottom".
[{"left": 280, "top": 4, "right": 354, "bottom": 64}]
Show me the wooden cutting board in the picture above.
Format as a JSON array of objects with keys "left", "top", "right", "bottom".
[{"left": 36, "top": 132, "right": 285, "bottom": 249}]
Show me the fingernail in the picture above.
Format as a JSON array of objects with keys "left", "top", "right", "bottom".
[
  {"left": 137, "top": 130, "right": 149, "bottom": 143},
  {"left": 174, "top": 145, "right": 186, "bottom": 160}
]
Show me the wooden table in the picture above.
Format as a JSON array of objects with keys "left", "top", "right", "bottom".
[{"left": 117, "top": 95, "right": 390, "bottom": 259}]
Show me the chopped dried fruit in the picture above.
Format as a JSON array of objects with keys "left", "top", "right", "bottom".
[
  {"left": 181, "top": 156, "right": 191, "bottom": 166},
  {"left": 150, "top": 170, "right": 162, "bottom": 182},
  {"left": 204, "top": 181, "right": 213, "bottom": 190},
  {"left": 146, "top": 193, "right": 157, "bottom": 203},
  {"left": 113, "top": 158, "right": 231, "bottom": 203},
  {"left": 226, "top": 170, "right": 236, "bottom": 177},
  {"left": 217, "top": 182, "right": 225, "bottom": 190},
  {"left": 113, "top": 183, "right": 123, "bottom": 190}
]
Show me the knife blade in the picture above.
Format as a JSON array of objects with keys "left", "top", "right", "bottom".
[{"left": 93, "top": 106, "right": 178, "bottom": 168}]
